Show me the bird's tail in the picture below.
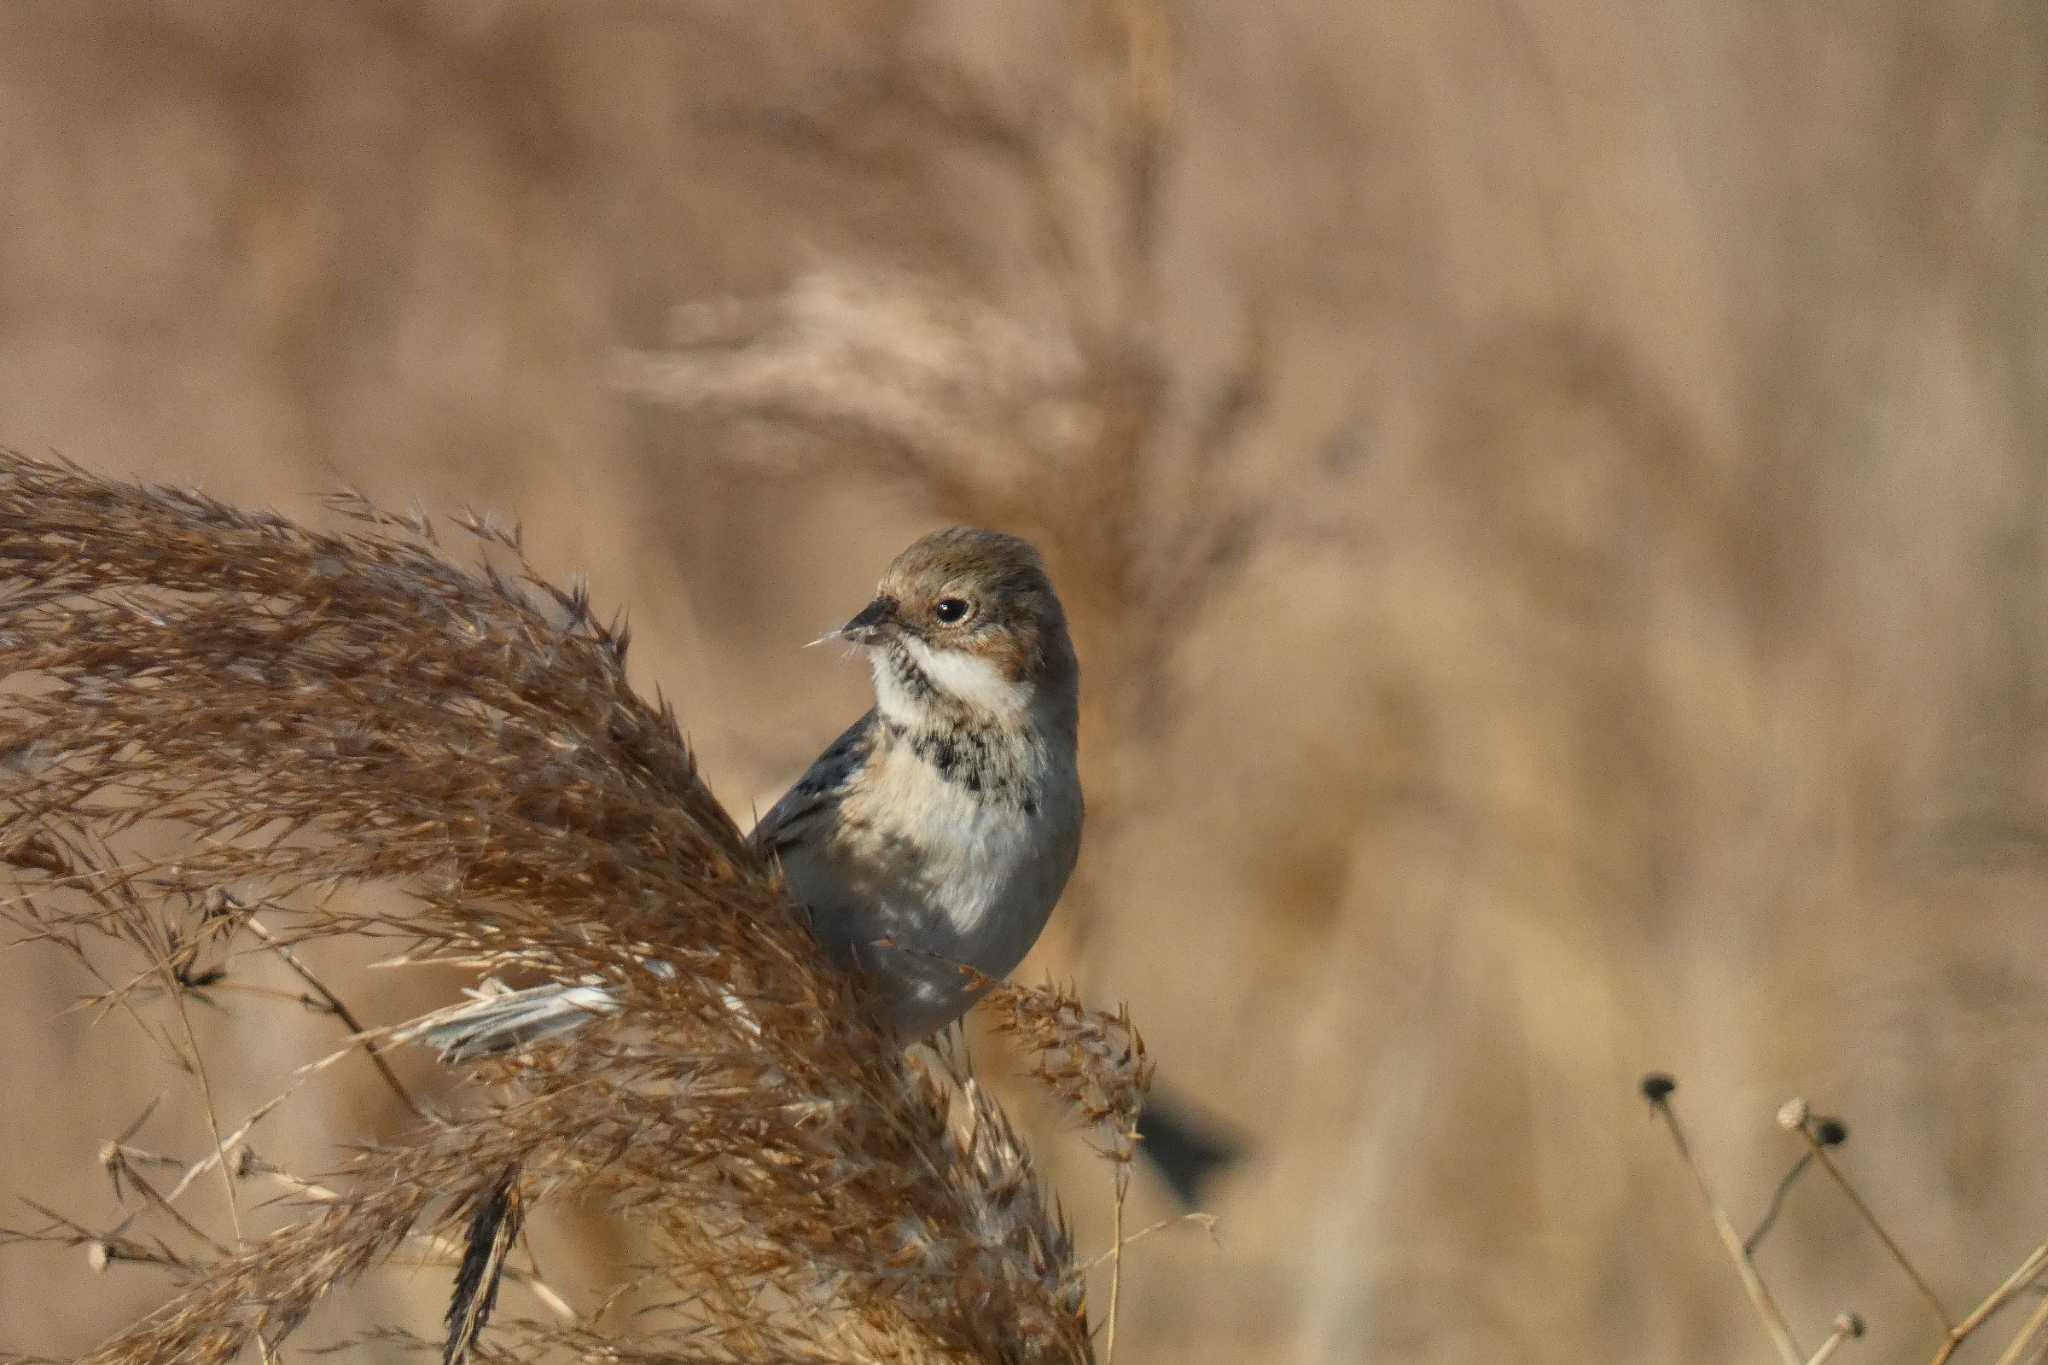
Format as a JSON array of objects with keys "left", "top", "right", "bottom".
[{"left": 398, "top": 979, "right": 621, "bottom": 1062}]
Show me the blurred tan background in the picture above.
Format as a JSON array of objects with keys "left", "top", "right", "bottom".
[{"left": 4, "top": 1, "right": 2047, "bottom": 1361}]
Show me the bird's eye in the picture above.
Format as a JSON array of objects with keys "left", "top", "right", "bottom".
[{"left": 933, "top": 597, "right": 972, "bottom": 625}]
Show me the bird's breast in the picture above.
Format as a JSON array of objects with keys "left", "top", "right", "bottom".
[{"left": 800, "top": 729, "right": 1080, "bottom": 983}]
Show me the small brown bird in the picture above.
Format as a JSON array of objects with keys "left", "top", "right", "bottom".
[
  {"left": 418, "top": 527, "right": 1082, "bottom": 1050},
  {"left": 761, "top": 525, "right": 1083, "bottom": 1033}
]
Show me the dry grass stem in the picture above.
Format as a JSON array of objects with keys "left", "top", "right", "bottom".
[
  {"left": 1655, "top": 1081, "right": 2048, "bottom": 1365},
  {"left": 1931, "top": 1245, "right": 2048, "bottom": 1365},
  {"left": 1789, "top": 1113, "right": 1954, "bottom": 1333},
  {"left": 1075, "top": 1212, "right": 1217, "bottom": 1273},
  {"left": 1992, "top": 1295, "right": 2048, "bottom": 1365},
  {"left": 239, "top": 910, "right": 428, "bottom": 1121},
  {"left": 1746, "top": 1151, "right": 1816, "bottom": 1255},
  {"left": 0, "top": 451, "right": 1120, "bottom": 1362},
  {"left": 1642, "top": 1078, "right": 1805, "bottom": 1364},
  {"left": 1959, "top": 1245, "right": 2048, "bottom": 1339},
  {"left": 980, "top": 979, "right": 1153, "bottom": 1360}
]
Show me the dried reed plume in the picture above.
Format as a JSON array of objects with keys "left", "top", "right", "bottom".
[
  {"left": 617, "top": 0, "right": 1304, "bottom": 825},
  {"left": 0, "top": 451, "right": 1143, "bottom": 1363}
]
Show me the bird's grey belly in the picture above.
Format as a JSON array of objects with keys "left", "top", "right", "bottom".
[{"left": 783, "top": 820, "right": 1068, "bottom": 1037}]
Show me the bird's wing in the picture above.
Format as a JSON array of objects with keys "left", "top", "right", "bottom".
[{"left": 748, "top": 710, "right": 876, "bottom": 858}]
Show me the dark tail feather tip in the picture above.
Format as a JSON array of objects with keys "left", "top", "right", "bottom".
[{"left": 444, "top": 1167, "right": 524, "bottom": 1365}]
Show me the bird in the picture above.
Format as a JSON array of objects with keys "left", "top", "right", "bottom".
[{"left": 413, "top": 525, "right": 1083, "bottom": 1055}]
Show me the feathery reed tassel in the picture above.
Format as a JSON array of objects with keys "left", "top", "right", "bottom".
[
  {"left": 0, "top": 451, "right": 1097, "bottom": 1364},
  {"left": 983, "top": 981, "right": 1151, "bottom": 1170}
]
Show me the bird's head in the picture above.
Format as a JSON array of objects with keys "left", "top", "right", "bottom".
[{"left": 831, "top": 527, "right": 1077, "bottom": 729}]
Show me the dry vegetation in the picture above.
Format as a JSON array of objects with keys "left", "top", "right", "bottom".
[
  {"left": 0, "top": 453, "right": 1148, "bottom": 1362},
  {"left": 1, "top": 0, "right": 2047, "bottom": 1362}
]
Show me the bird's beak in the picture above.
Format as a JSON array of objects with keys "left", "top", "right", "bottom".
[{"left": 816, "top": 595, "right": 898, "bottom": 648}]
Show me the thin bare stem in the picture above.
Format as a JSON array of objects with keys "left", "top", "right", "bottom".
[
  {"left": 157, "top": 1032, "right": 386, "bottom": 1208},
  {"left": 1104, "top": 1176, "right": 1125, "bottom": 1365},
  {"left": 105, "top": 1142, "right": 188, "bottom": 1174},
  {"left": 1795, "top": 1123, "right": 1953, "bottom": 1332},
  {"left": 104, "top": 1148, "right": 229, "bottom": 1257},
  {"left": 1992, "top": 1292, "right": 2048, "bottom": 1365},
  {"left": 1963, "top": 1246, "right": 2048, "bottom": 1338},
  {"left": 188, "top": 924, "right": 277, "bottom": 1365},
  {"left": 243, "top": 915, "right": 427, "bottom": 1122},
  {"left": 1650, "top": 1089, "right": 1803, "bottom": 1364},
  {"left": 238, "top": 1150, "right": 341, "bottom": 1204},
  {"left": 1932, "top": 1243, "right": 2048, "bottom": 1365},
  {"left": 1076, "top": 1213, "right": 1217, "bottom": 1273},
  {"left": 159, "top": 951, "right": 245, "bottom": 1252},
  {"left": 1747, "top": 1151, "right": 1815, "bottom": 1254}
]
